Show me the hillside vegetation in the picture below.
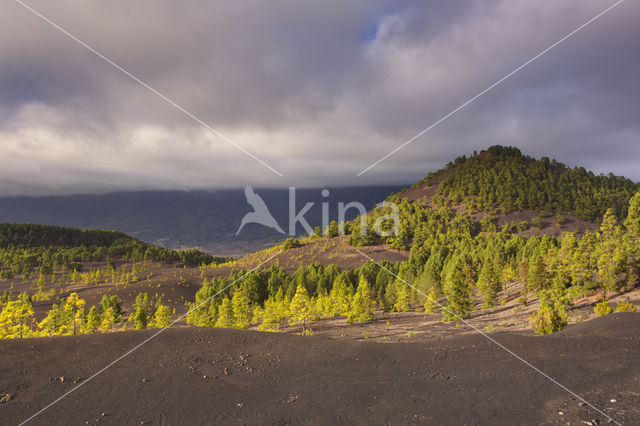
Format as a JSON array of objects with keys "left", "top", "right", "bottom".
[
  {"left": 0, "top": 223, "right": 225, "bottom": 280},
  {"left": 1, "top": 147, "right": 639, "bottom": 340},
  {"left": 415, "top": 145, "right": 638, "bottom": 221}
]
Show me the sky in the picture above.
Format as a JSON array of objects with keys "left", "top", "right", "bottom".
[{"left": 0, "top": 0, "right": 639, "bottom": 196}]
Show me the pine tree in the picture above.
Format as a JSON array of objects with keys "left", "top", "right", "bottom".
[
  {"left": 624, "top": 191, "right": 640, "bottom": 239},
  {"left": 252, "top": 305, "right": 264, "bottom": 325},
  {"left": 38, "top": 304, "right": 65, "bottom": 336},
  {"left": 600, "top": 208, "right": 620, "bottom": 240},
  {"left": 329, "top": 276, "right": 351, "bottom": 316},
  {"left": 133, "top": 307, "right": 147, "bottom": 330},
  {"left": 423, "top": 287, "right": 439, "bottom": 313},
  {"left": 288, "top": 284, "right": 312, "bottom": 334},
  {"left": 149, "top": 304, "right": 172, "bottom": 328},
  {"left": 477, "top": 259, "right": 501, "bottom": 308},
  {"left": 100, "top": 306, "right": 117, "bottom": 332},
  {"left": 528, "top": 255, "right": 548, "bottom": 292},
  {"left": 442, "top": 257, "right": 473, "bottom": 321},
  {"left": 85, "top": 306, "right": 101, "bottom": 333},
  {"left": 347, "top": 276, "right": 376, "bottom": 323},
  {"left": 0, "top": 297, "right": 35, "bottom": 339},
  {"left": 62, "top": 292, "right": 86, "bottom": 335},
  {"left": 231, "top": 288, "right": 252, "bottom": 329},
  {"left": 258, "top": 298, "right": 281, "bottom": 332},
  {"left": 393, "top": 282, "right": 411, "bottom": 312},
  {"left": 133, "top": 292, "right": 151, "bottom": 318},
  {"left": 100, "top": 295, "right": 122, "bottom": 321},
  {"left": 215, "top": 297, "right": 235, "bottom": 328},
  {"left": 529, "top": 291, "right": 567, "bottom": 335}
]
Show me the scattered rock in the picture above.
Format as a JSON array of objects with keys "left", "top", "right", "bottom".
[
  {"left": 236, "top": 402, "right": 245, "bottom": 408},
  {"left": 142, "top": 378, "right": 148, "bottom": 383},
  {"left": 223, "top": 368, "right": 229, "bottom": 375},
  {"left": 579, "top": 402, "right": 587, "bottom": 407},
  {"left": 0, "top": 393, "right": 13, "bottom": 404},
  {"left": 609, "top": 399, "right": 616, "bottom": 403},
  {"left": 59, "top": 376, "right": 65, "bottom": 383},
  {"left": 287, "top": 394, "right": 300, "bottom": 403},
  {"left": 558, "top": 411, "right": 565, "bottom": 416}
]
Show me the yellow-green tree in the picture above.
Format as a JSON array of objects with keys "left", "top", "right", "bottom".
[
  {"left": 288, "top": 284, "right": 312, "bottom": 334},
  {"left": 393, "top": 282, "right": 411, "bottom": 312},
  {"left": 38, "top": 304, "right": 65, "bottom": 336},
  {"left": 231, "top": 288, "right": 252, "bottom": 329},
  {"left": 252, "top": 305, "right": 264, "bottom": 325},
  {"left": 624, "top": 191, "right": 640, "bottom": 239},
  {"left": 347, "top": 276, "right": 376, "bottom": 324},
  {"left": 149, "top": 304, "right": 172, "bottom": 328},
  {"left": 423, "top": 287, "right": 439, "bottom": 313},
  {"left": 62, "top": 292, "right": 86, "bottom": 335},
  {"left": 594, "top": 300, "right": 613, "bottom": 317},
  {"left": 100, "top": 306, "right": 117, "bottom": 332},
  {"left": 85, "top": 306, "right": 101, "bottom": 333},
  {"left": 133, "top": 307, "right": 147, "bottom": 330},
  {"left": 215, "top": 297, "right": 234, "bottom": 328},
  {"left": 530, "top": 291, "right": 567, "bottom": 335},
  {"left": 258, "top": 298, "right": 281, "bottom": 332},
  {"left": 477, "top": 259, "right": 501, "bottom": 308},
  {"left": 0, "top": 297, "right": 35, "bottom": 339},
  {"left": 329, "top": 277, "right": 351, "bottom": 316}
]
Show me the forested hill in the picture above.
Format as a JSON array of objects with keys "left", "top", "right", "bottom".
[
  {"left": 0, "top": 223, "right": 131, "bottom": 248},
  {"left": 0, "top": 223, "right": 223, "bottom": 276},
  {"left": 405, "top": 145, "right": 638, "bottom": 222}
]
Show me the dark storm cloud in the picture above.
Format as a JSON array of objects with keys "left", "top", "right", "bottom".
[{"left": 0, "top": 0, "right": 638, "bottom": 195}]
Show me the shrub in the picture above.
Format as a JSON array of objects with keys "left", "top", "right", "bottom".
[
  {"left": 283, "top": 238, "right": 302, "bottom": 250},
  {"left": 615, "top": 299, "right": 637, "bottom": 313},
  {"left": 326, "top": 221, "right": 339, "bottom": 238},
  {"left": 480, "top": 216, "right": 497, "bottom": 233},
  {"left": 556, "top": 213, "right": 567, "bottom": 226},
  {"left": 530, "top": 294, "right": 567, "bottom": 335},
  {"left": 594, "top": 300, "right": 613, "bottom": 317},
  {"left": 531, "top": 217, "right": 544, "bottom": 229},
  {"left": 517, "top": 221, "right": 530, "bottom": 231}
]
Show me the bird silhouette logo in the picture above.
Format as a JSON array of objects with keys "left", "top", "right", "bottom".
[{"left": 236, "top": 186, "right": 285, "bottom": 235}]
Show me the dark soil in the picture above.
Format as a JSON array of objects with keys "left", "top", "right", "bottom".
[{"left": 1, "top": 313, "right": 638, "bottom": 425}]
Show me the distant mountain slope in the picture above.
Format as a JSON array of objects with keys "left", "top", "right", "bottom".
[{"left": 0, "top": 186, "right": 403, "bottom": 255}]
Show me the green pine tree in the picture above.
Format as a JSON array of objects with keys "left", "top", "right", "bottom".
[
  {"left": 288, "top": 284, "right": 312, "bottom": 334},
  {"left": 231, "top": 288, "right": 252, "bottom": 329},
  {"left": 85, "top": 306, "right": 101, "bottom": 333},
  {"left": 215, "top": 297, "right": 235, "bottom": 328}
]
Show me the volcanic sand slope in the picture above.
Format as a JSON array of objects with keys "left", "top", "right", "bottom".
[
  {"left": 0, "top": 313, "right": 638, "bottom": 425},
  {"left": 217, "top": 236, "right": 408, "bottom": 273}
]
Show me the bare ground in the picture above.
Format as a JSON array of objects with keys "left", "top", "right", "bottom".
[{"left": 1, "top": 313, "right": 638, "bottom": 425}]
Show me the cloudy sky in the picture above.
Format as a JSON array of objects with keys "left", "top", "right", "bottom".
[{"left": 0, "top": 0, "right": 638, "bottom": 195}]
